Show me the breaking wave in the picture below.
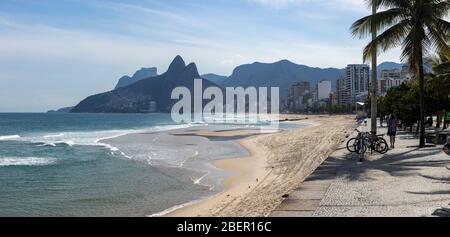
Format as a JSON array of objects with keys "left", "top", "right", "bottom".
[{"left": 0, "top": 156, "right": 57, "bottom": 167}]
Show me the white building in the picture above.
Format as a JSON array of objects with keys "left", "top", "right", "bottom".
[
  {"left": 378, "top": 68, "right": 411, "bottom": 95},
  {"left": 401, "top": 65, "right": 414, "bottom": 80},
  {"left": 338, "top": 64, "right": 370, "bottom": 105},
  {"left": 380, "top": 69, "right": 401, "bottom": 80},
  {"left": 317, "top": 80, "right": 332, "bottom": 101}
]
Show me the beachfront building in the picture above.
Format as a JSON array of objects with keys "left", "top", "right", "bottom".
[
  {"left": 311, "top": 89, "right": 318, "bottom": 104},
  {"left": 378, "top": 68, "right": 411, "bottom": 95},
  {"left": 337, "top": 64, "right": 370, "bottom": 105},
  {"left": 288, "top": 81, "right": 311, "bottom": 112},
  {"left": 401, "top": 65, "right": 414, "bottom": 81},
  {"left": 291, "top": 81, "right": 310, "bottom": 97},
  {"left": 380, "top": 68, "right": 401, "bottom": 80},
  {"left": 380, "top": 78, "right": 409, "bottom": 95},
  {"left": 329, "top": 91, "right": 338, "bottom": 106},
  {"left": 337, "top": 76, "right": 350, "bottom": 105},
  {"left": 317, "top": 80, "right": 332, "bottom": 101}
]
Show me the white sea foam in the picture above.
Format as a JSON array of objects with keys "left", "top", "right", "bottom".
[
  {"left": 146, "top": 199, "right": 206, "bottom": 217},
  {"left": 192, "top": 171, "right": 210, "bottom": 185},
  {"left": 36, "top": 142, "right": 56, "bottom": 147},
  {"left": 0, "top": 156, "right": 57, "bottom": 167},
  {"left": 43, "top": 133, "right": 65, "bottom": 138},
  {"left": 15, "top": 124, "right": 193, "bottom": 154},
  {"left": 0, "top": 135, "right": 20, "bottom": 141},
  {"left": 120, "top": 151, "right": 133, "bottom": 159}
]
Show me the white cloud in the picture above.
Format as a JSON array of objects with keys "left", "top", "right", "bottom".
[
  {"left": 220, "top": 59, "right": 234, "bottom": 65},
  {"left": 250, "top": 0, "right": 367, "bottom": 12},
  {"left": 249, "top": 0, "right": 301, "bottom": 9}
]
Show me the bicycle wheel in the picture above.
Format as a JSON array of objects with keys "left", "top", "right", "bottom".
[
  {"left": 346, "top": 138, "right": 357, "bottom": 153},
  {"left": 375, "top": 138, "right": 389, "bottom": 154},
  {"left": 355, "top": 141, "right": 367, "bottom": 154}
]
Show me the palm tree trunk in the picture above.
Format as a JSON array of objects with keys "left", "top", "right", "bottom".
[
  {"left": 415, "top": 45, "right": 426, "bottom": 148},
  {"left": 436, "top": 111, "right": 442, "bottom": 128},
  {"left": 370, "top": 4, "right": 378, "bottom": 134}
]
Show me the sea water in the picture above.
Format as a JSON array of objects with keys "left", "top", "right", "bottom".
[{"left": 0, "top": 113, "right": 305, "bottom": 216}]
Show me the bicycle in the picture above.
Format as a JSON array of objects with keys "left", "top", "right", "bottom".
[{"left": 346, "top": 129, "right": 389, "bottom": 155}]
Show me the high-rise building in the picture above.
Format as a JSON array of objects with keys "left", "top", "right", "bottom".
[
  {"left": 378, "top": 68, "right": 410, "bottom": 95},
  {"left": 380, "top": 69, "right": 401, "bottom": 80},
  {"left": 311, "top": 89, "right": 318, "bottom": 104},
  {"left": 317, "top": 80, "right": 332, "bottom": 101},
  {"left": 289, "top": 81, "right": 311, "bottom": 112},
  {"left": 401, "top": 65, "right": 414, "bottom": 80},
  {"left": 329, "top": 91, "right": 338, "bottom": 106},
  {"left": 337, "top": 64, "right": 370, "bottom": 105},
  {"left": 291, "top": 81, "right": 310, "bottom": 98},
  {"left": 337, "top": 76, "right": 350, "bottom": 105}
]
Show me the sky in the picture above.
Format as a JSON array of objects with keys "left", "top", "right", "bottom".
[{"left": 0, "top": 0, "right": 405, "bottom": 112}]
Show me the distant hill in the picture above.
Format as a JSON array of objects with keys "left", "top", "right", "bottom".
[
  {"left": 377, "top": 61, "right": 432, "bottom": 74},
  {"left": 202, "top": 73, "right": 228, "bottom": 85},
  {"left": 378, "top": 62, "right": 404, "bottom": 72},
  {"left": 70, "top": 55, "right": 410, "bottom": 113},
  {"left": 114, "top": 67, "right": 158, "bottom": 89},
  {"left": 72, "top": 56, "right": 219, "bottom": 113},
  {"left": 222, "top": 60, "right": 344, "bottom": 97},
  {"left": 47, "top": 106, "right": 74, "bottom": 113}
]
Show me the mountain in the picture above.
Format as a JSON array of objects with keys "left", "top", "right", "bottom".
[
  {"left": 114, "top": 67, "right": 158, "bottom": 89},
  {"left": 202, "top": 73, "right": 228, "bottom": 86},
  {"left": 72, "top": 56, "right": 219, "bottom": 113},
  {"left": 71, "top": 56, "right": 412, "bottom": 113},
  {"left": 377, "top": 62, "right": 404, "bottom": 71},
  {"left": 47, "top": 106, "right": 74, "bottom": 113},
  {"left": 377, "top": 61, "right": 432, "bottom": 74},
  {"left": 222, "top": 60, "right": 344, "bottom": 97}
]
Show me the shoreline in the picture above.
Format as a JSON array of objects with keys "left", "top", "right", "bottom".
[
  {"left": 166, "top": 115, "right": 355, "bottom": 217},
  {"left": 165, "top": 131, "right": 275, "bottom": 217},
  {"left": 160, "top": 120, "right": 306, "bottom": 217},
  {"left": 100, "top": 119, "right": 303, "bottom": 217}
]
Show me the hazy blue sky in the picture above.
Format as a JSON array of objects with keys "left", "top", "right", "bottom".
[{"left": 0, "top": 0, "right": 403, "bottom": 112}]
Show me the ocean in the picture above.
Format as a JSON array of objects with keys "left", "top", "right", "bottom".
[{"left": 0, "top": 113, "right": 303, "bottom": 217}]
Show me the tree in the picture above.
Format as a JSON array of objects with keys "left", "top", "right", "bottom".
[
  {"left": 351, "top": 0, "right": 450, "bottom": 148},
  {"left": 427, "top": 45, "right": 450, "bottom": 127},
  {"left": 427, "top": 45, "right": 450, "bottom": 75},
  {"left": 370, "top": 3, "right": 378, "bottom": 134},
  {"left": 379, "top": 75, "right": 450, "bottom": 133}
]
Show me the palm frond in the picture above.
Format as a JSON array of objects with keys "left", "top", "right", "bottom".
[
  {"left": 353, "top": 0, "right": 450, "bottom": 77},
  {"left": 427, "top": 23, "right": 450, "bottom": 56},
  {"left": 351, "top": 8, "right": 406, "bottom": 39},
  {"left": 434, "top": 62, "right": 450, "bottom": 74},
  {"left": 400, "top": 26, "right": 429, "bottom": 69},
  {"left": 362, "top": 20, "right": 410, "bottom": 61},
  {"left": 366, "top": 0, "right": 412, "bottom": 9},
  {"left": 432, "top": 1, "right": 450, "bottom": 17}
]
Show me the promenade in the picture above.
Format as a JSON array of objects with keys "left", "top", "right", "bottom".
[{"left": 270, "top": 124, "right": 450, "bottom": 217}]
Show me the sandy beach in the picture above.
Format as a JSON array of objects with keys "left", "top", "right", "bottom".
[{"left": 167, "top": 115, "right": 356, "bottom": 217}]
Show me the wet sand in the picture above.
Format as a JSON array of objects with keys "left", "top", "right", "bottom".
[{"left": 167, "top": 115, "right": 356, "bottom": 217}]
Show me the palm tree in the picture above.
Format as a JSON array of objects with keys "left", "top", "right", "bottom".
[
  {"left": 427, "top": 44, "right": 450, "bottom": 127},
  {"left": 427, "top": 46, "right": 450, "bottom": 75},
  {"left": 351, "top": 0, "right": 450, "bottom": 148},
  {"left": 370, "top": 3, "right": 378, "bottom": 135}
]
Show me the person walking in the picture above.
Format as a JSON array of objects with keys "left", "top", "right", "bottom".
[
  {"left": 380, "top": 114, "right": 384, "bottom": 128},
  {"left": 387, "top": 114, "right": 398, "bottom": 149},
  {"left": 427, "top": 116, "right": 433, "bottom": 128}
]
